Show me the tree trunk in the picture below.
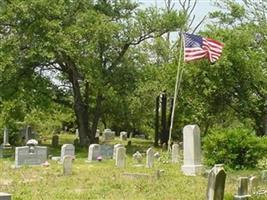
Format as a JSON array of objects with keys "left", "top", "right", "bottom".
[
  {"left": 63, "top": 59, "right": 90, "bottom": 146},
  {"left": 154, "top": 95, "right": 159, "bottom": 147},
  {"left": 91, "top": 92, "right": 103, "bottom": 143}
]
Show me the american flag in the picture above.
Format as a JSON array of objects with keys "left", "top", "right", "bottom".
[{"left": 183, "top": 33, "right": 224, "bottom": 63}]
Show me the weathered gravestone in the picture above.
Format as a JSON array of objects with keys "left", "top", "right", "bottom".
[
  {"left": 102, "top": 129, "right": 115, "bottom": 141},
  {"left": 146, "top": 147, "right": 154, "bottom": 168},
  {"left": 60, "top": 144, "right": 75, "bottom": 161},
  {"left": 181, "top": 125, "right": 203, "bottom": 176},
  {"left": 206, "top": 164, "right": 226, "bottom": 200},
  {"left": 248, "top": 176, "right": 258, "bottom": 195},
  {"left": 51, "top": 135, "right": 59, "bottom": 147},
  {"left": 171, "top": 144, "right": 179, "bottom": 163},
  {"left": 0, "top": 192, "right": 11, "bottom": 200},
  {"left": 133, "top": 151, "right": 143, "bottom": 164},
  {"left": 234, "top": 177, "right": 251, "bottom": 200},
  {"left": 120, "top": 131, "right": 127, "bottom": 141},
  {"left": 0, "top": 128, "right": 12, "bottom": 158},
  {"left": 115, "top": 147, "right": 126, "bottom": 168},
  {"left": 15, "top": 146, "right": 47, "bottom": 168},
  {"left": 63, "top": 155, "right": 74, "bottom": 175},
  {"left": 87, "top": 144, "right": 101, "bottom": 162},
  {"left": 113, "top": 144, "right": 124, "bottom": 159}
]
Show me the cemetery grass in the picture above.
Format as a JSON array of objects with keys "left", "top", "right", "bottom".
[{"left": 0, "top": 134, "right": 266, "bottom": 200}]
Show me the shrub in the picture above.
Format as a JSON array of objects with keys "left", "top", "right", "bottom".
[{"left": 203, "top": 127, "right": 267, "bottom": 169}]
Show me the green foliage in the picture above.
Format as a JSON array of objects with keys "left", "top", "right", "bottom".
[{"left": 203, "top": 127, "right": 267, "bottom": 169}]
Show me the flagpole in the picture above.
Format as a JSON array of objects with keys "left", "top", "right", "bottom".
[{"left": 168, "top": 32, "right": 184, "bottom": 152}]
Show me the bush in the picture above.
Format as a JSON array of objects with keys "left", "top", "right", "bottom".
[{"left": 203, "top": 127, "right": 267, "bottom": 169}]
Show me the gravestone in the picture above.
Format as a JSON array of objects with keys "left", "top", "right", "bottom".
[
  {"left": 88, "top": 144, "right": 101, "bottom": 162},
  {"left": 133, "top": 151, "right": 143, "bottom": 164},
  {"left": 113, "top": 144, "right": 124, "bottom": 159},
  {"left": 60, "top": 144, "right": 75, "bottom": 161},
  {"left": 181, "top": 125, "right": 203, "bottom": 176},
  {"left": 248, "top": 176, "right": 258, "bottom": 195},
  {"left": 63, "top": 155, "right": 73, "bottom": 175},
  {"left": 115, "top": 147, "right": 126, "bottom": 168},
  {"left": 0, "top": 128, "right": 12, "bottom": 158},
  {"left": 0, "top": 192, "right": 11, "bottom": 200},
  {"left": 261, "top": 170, "right": 267, "bottom": 181},
  {"left": 75, "top": 129, "right": 79, "bottom": 138},
  {"left": 234, "top": 177, "right": 251, "bottom": 200},
  {"left": 146, "top": 147, "right": 154, "bottom": 168},
  {"left": 15, "top": 146, "right": 47, "bottom": 168},
  {"left": 51, "top": 135, "right": 59, "bottom": 147},
  {"left": 100, "top": 144, "right": 113, "bottom": 159},
  {"left": 171, "top": 144, "right": 179, "bottom": 163},
  {"left": 120, "top": 131, "right": 127, "bottom": 141},
  {"left": 102, "top": 129, "right": 115, "bottom": 141},
  {"left": 206, "top": 164, "right": 226, "bottom": 200}
]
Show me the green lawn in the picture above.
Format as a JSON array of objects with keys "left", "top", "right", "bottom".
[{"left": 0, "top": 134, "right": 266, "bottom": 200}]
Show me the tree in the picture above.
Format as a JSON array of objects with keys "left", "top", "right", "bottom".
[{"left": 0, "top": 0, "right": 186, "bottom": 145}]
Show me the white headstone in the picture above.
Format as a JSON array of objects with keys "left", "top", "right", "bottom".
[
  {"left": 3, "top": 127, "right": 10, "bottom": 146},
  {"left": 146, "top": 147, "right": 154, "bottom": 168},
  {"left": 234, "top": 177, "right": 251, "bottom": 200},
  {"left": 248, "top": 176, "right": 258, "bottom": 195},
  {"left": 95, "top": 129, "right": 100, "bottom": 138},
  {"left": 171, "top": 144, "right": 179, "bottom": 163},
  {"left": 88, "top": 144, "right": 101, "bottom": 162},
  {"left": 60, "top": 144, "right": 75, "bottom": 161},
  {"left": 206, "top": 164, "right": 226, "bottom": 200},
  {"left": 181, "top": 125, "right": 203, "bottom": 176},
  {"left": 113, "top": 144, "right": 124, "bottom": 159},
  {"left": 120, "top": 131, "right": 127, "bottom": 141},
  {"left": 102, "top": 129, "right": 115, "bottom": 141},
  {"left": 63, "top": 155, "right": 73, "bottom": 175},
  {"left": 75, "top": 129, "right": 79, "bottom": 138},
  {"left": 133, "top": 151, "right": 143, "bottom": 164},
  {"left": 115, "top": 147, "right": 126, "bottom": 168}
]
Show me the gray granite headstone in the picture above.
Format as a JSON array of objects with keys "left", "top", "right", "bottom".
[
  {"left": 15, "top": 146, "right": 47, "bottom": 168},
  {"left": 100, "top": 144, "right": 113, "bottom": 159},
  {"left": 146, "top": 148, "right": 154, "bottom": 168},
  {"left": 115, "top": 147, "right": 126, "bottom": 168},
  {"left": 206, "top": 164, "right": 226, "bottom": 200},
  {"left": 102, "top": 129, "right": 115, "bottom": 141},
  {"left": 0, "top": 192, "right": 11, "bottom": 200},
  {"left": 88, "top": 144, "right": 101, "bottom": 162},
  {"left": 60, "top": 144, "right": 75, "bottom": 161}
]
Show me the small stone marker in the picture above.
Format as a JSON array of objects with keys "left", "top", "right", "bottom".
[
  {"left": 120, "top": 131, "right": 127, "bottom": 141},
  {"left": 171, "top": 144, "right": 179, "bottom": 163},
  {"left": 146, "top": 147, "right": 154, "bottom": 168},
  {"left": 0, "top": 128, "right": 12, "bottom": 158},
  {"left": 206, "top": 164, "right": 226, "bottom": 200},
  {"left": 181, "top": 124, "right": 203, "bottom": 176},
  {"left": 88, "top": 144, "right": 101, "bottom": 162},
  {"left": 248, "top": 176, "right": 258, "bottom": 195},
  {"left": 51, "top": 135, "right": 59, "bottom": 147},
  {"left": 113, "top": 144, "right": 124, "bottom": 159},
  {"left": 63, "top": 155, "right": 73, "bottom": 175},
  {"left": 133, "top": 151, "right": 143, "bottom": 164},
  {"left": 60, "top": 144, "right": 75, "bottom": 161},
  {"left": 115, "top": 147, "right": 126, "bottom": 168},
  {"left": 261, "top": 170, "right": 267, "bottom": 181},
  {"left": 234, "top": 177, "right": 251, "bottom": 200},
  {"left": 75, "top": 129, "right": 79, "bottom": 138},
  {"left": 102, "top": 129, "right": 115, "bottom": 141},
  {"left": 0, "top": 192, "right": 11, "bottom": 200},
  {"left": 15, "top": 146, "right": 47, "bottom": 168}
]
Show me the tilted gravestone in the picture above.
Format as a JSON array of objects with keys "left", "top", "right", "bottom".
[
  {"left": 120, "top": 131, "right": 127, "bottom": 141},
  {"left": 115, "top": 147, "right": 126, "bottom": 168},
  {"left": 15, "top": 146, "right": 47, "bottom": 168},
  {"left": 171, "top": 144, "right": 179, "bottom": 163},
  {"left": 181, "top": 125, "right": 203, "bottom": 176},
  {"left": 63, "top": 155, "right": 74, "bottom": 176},
  {"left": 88, "top": 144, "right": 101, "bottom": 162},
  {"left": 0, "top": 192, "right": 12, "bottom": 200},
  {"left": 60, "top": 144, "right": 75, "bottom": 161},
  {"left": 206, "top": 164, "right": 226, "bottom": 200},
  {"left": 146, "top": 147, "right": 154, "bottom": 168},
  {"left": 234, "top": 177, "right": 251, "bottom": 200},
  {"left": 113, "top": 144, "right": 124, "bottom": 159}
]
